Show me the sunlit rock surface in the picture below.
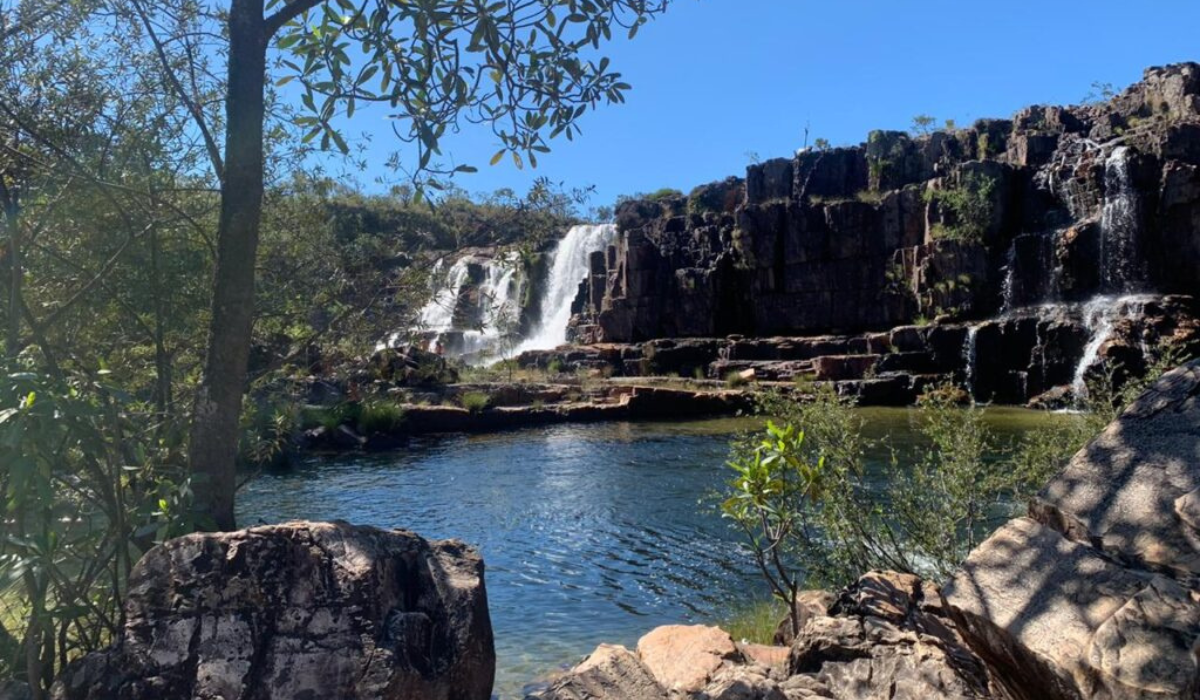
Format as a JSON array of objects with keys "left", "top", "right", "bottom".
[{"left": 52, "top": 521, "right": 494, "bottom": 700}]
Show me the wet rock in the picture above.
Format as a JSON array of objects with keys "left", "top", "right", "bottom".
[{"left": 52, "top": 521, "right": 494, "bottom": 700}]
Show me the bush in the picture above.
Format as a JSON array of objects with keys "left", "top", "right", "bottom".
[
  {"left": 547, "top": 358, "right": 564, "bottom": 374},
  {"left": 459, "top": 391, "right": 491, "bottom": 413},
  {"left": 0, "top": 368, "right": 200, "bottom": 689},
  {"left": 725, "top": 370, "right": 749, "bottom": 388},
  {"left": 727, "top": 383, "right": 1073, "bottom": 591},
  {"left": 357, "top": 400, "right": 406, "bottom": 434},
  {"left": 923, "top": 173, "right": 996, "bottom": 243}
]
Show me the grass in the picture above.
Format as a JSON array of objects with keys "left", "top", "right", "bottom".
[
  {"left": 718, "top": 598, "right": 786, "bottom": 645},
  {"left": 357, "top": 400, "right": 406, "bottom": 434},
  {"left": 725, "top": 370, "right": 749, "bottom": 389},
  {"left": 459, "top": 391, "right": 491, "bottom": 413}
]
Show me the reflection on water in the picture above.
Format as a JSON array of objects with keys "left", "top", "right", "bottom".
[{"left": 236, "top": 409, "right": 1068, "bottom": 698}]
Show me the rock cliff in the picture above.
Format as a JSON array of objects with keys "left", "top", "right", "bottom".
[{"left": 543, "top": 63, "right": 1200, "bottom": 405}]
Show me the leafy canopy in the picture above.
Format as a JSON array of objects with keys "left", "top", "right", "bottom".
[{"left": 273, "top": 0, "right": 668, "bottom": 193}]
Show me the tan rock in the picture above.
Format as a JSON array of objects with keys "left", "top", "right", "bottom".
[
  {"left": 637, "top": 624, "right": 739, "bottom": 693},
  {"left": 944, "top": 516, "right": 1200, "bottom": 699},
  {"left": 1032, "top": 361, "right": 1200, "bottom": 578},
  {"left": 534, "top": 644, "right": 668, "bottom": 700},
  {"left": 738, "top": 643, "right": 790, "bottom": 669},
  {"left": 774, "top": 590, "right": 836, "bottom": 646}
]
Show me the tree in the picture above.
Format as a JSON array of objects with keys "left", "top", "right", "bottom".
[{"left": 175, "top": 0, "right": 670, "bottom": 529}]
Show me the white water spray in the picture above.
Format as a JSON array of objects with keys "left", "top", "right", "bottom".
[
  {"left": 962, "top": 324, "right": 980, "bottom": 402},
  {"left": 1071, "top": 294, "right": 1155, "bottom": 397},
  {"left": 518, "top": 224, "right": 617, "bottom": 352},
  {"left": 1100, "top": 147, "right": 1144, "bottom": 292}
]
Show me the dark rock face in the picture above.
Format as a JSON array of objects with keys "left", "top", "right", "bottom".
[
  {"left": 52, "top": 522, "right": 494, "bottom": 700},
  {"left": 568, "top": 63, "right": 1200, "bottom": 360},
  {"left": 944, "top": 360, "right": 1200, "bottom": 700}
]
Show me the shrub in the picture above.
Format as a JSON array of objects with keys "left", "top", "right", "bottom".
[
  {"left": 646, "top": 187, "right": 684, "bottom": 202},
  {"left": 725, "top": 370, "right": 749, "bottom": 388},
  {"left": 719, "top": 599, "right": 787, "bottom": 645},
  {"left": 547, "top": 358, "right": 564, "bottom": 374},
  {"left": 459, "top": 391, "right": 491, "bottom": 413},
  {"left": 924, "top": 173, "right": 996, "bottom": 243},
  {"left": 357, "top": 400, "right": 406, "bottom": 434}
]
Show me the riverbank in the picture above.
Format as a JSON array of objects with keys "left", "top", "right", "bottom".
[{"left": 530, "top": 360, "right": 1200, "bottom": 700}]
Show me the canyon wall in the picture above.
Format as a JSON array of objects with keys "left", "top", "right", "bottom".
[{"left": 548, "top": 63, "right": 1200, "bottom": 403}]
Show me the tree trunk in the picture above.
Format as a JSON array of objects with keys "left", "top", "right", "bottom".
[
  {"left": 187, "top": 0, "right": 265, "bottom": 531},
  {"left": 1, "top": 184, "right": 20, "bottom": 358}
]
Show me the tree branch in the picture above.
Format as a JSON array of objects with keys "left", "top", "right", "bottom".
[
  {"left": 129, "top": 0, "right": 225, "bottom": 181},
  {"left": 264, "top": 0, "right": 325, "bottom": 38}
]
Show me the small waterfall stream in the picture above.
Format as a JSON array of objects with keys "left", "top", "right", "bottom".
[
  {"left": 517, "top": 224, "right": 617, "bottom": 353},
  {"left": 1071, "top": 294, "right": 1155, "bottom": 397},
  {"left": 1100, "top": 146, "right": 1144, "bottom": 292},
  {"left": 962, "top": 324, "right": 980, "bottom": 402},
  {"left": 408, "top": 253, "right": 523, "bottom": 359},
  {"left": 401, "top": 224, "right": 617, "bottom": 361}
]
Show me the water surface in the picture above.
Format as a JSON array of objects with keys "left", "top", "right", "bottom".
[{"left": 237, "top": 408, "right": 1066, "bottom": 698}]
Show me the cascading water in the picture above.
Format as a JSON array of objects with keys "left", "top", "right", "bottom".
[
  {"left": 517, "top": 224, "right": 617, "bottom": 352},
  {"left": 1100, "top": 146, "right": 1144, "bottom": 292},
  {"left": 1071, "top": 294, "right": 1154, "bottom": 397},
  {"left": 999, "top": 244, "right": 1018, "bottom": 315},
  {"left": 405, "top": 253, "right": 523, "bottom": 360},
  {"left": 962, "top": 324, "right": 980, "bottom": 402}
]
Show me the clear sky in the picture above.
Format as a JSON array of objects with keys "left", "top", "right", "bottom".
[{"left": 335, "top": 0, "right": 1200, "bottom": 212}]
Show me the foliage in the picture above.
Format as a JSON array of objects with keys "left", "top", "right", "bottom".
[
  {"left": 924, "top": 173, "right": 997, "bottom": 243},
  {"left": 356, "top": 400, "right": 406, "bottom": 435},
  {"left": 718, "top": 598, "right": 786, "bottom": 645},
  {"left": 727, "top": 383, "right": 1085, "bottom": 591},
  {"left": 720, "top": 421, "right": 830, "bottom": 637},
  {"left": 459, "top": 391, "right": 491, "bottom": 414},
  {"left": 910, "top": 114, "right": 937, "bottom": 136},
  {"left": 725, "top": 371, "right": 749, "bottom": 389},
  {"left": 0, "top": 367, "right": 199, "bottom": 690},
  {"left": 645, "top": 188, "right": 684, "bottom": 202}
]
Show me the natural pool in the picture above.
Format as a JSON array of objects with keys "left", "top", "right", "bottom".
[{"left": 237, "top": 408, "right": 1071, "bottom": 698}]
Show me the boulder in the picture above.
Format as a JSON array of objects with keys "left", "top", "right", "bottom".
[
  {"left": 774, "top": 590, "right": 837, "bottom": 646},
  {"left": 788, "top": 572, "right": 996, "bottom": 699},
  {"left": 52, "top": 522, "right": 494, "bottom": 700},
  {"left": 637, "top": 625, "right": 740, "bottom": 693},
  {"left": 532, "top": 644, "right": 668, "bottom": 700},
  {"left": 943, "top": 360, "right": 1200, "bottom": 700}
]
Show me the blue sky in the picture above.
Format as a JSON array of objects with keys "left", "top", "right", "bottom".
[{"left": 333, "top": 0, "right": 1200, "bottom": 212}]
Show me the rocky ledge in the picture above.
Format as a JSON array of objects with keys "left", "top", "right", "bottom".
[
  {"left": 533, "top": 359, "right": 1200, "bottom": 699},
  {"left": 52, "top": 521, "right": 495, "bottom": 700}
]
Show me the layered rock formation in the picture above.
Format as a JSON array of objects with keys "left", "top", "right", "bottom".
[
  {"left": 52, "top": 521, "right": 494, "bottom": 700},
  {"left": 546, "top": 63, "right": 1200, "bottom": 405}
]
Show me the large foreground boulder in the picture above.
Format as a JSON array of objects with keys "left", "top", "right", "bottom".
[
  {"left": 52, "top": 521, "right": 494, "bottom": 700},
  {"left": 944, "top": 359, "right": 1200, "bottom": 700}
]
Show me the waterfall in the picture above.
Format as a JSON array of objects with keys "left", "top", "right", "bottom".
[
  {"left": 1100, "top": 147, "right": 1144, "bottom": 292},
  {"left": 1071, "top": 294, "right": 1154, "bottom": 397},
  {"left": 518, "top": 224, "right": 617, "bottom": 352},
  {"left": 1000, "top": 243, "right": 1017, "bottom": 315},
  {"left": 404, "top": 253, "right": 522, "bottom": 360},
  {"left": 417, "top": 257, "right": 471, "bottom": 336},
  {"left": 962, "top": 324, "right": 980, "bottom": 402}
]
